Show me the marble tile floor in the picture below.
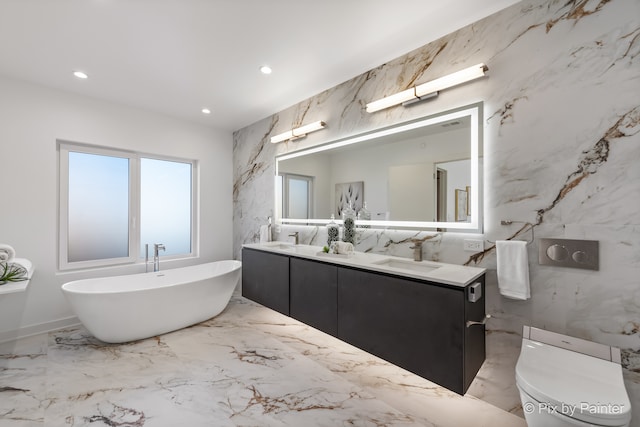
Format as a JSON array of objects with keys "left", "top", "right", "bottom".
[{"left": 0, "top": 293, "right": 526, "bottom": 426}]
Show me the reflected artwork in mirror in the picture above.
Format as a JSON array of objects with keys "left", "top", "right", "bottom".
[{"left": 275, "top": 102, "right": 483, "bottom": 232}]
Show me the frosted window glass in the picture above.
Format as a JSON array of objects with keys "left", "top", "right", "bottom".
[
  {"left": 140, "top": 158, "right": 192, "bottom": 257},
  {"left": 68, "top": 152, "right": 129, "bottom": 262}
]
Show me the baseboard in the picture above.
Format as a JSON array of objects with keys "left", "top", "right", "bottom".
[{"left": 0, "top": 316, "right": 80, "bottom": 344}]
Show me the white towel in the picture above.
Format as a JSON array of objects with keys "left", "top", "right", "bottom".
[
  {"left": 259, "top": 225, "right": 271, "bottom": 243},
  {"left": 0, "top": 244, "right": 15, "bottom": 263},
  {"left": 496, "top": 240, "right": 530, "bottom": 300},
  {"left": 331, "top": 241, "right": 354, "bottom": 255}
]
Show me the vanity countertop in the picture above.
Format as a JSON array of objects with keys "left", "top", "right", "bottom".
[{"left": 243, "top": 242, "right": 485, "bottom": 288}]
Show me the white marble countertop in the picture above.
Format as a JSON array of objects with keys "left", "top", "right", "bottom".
[{"left": 243, "top": 242, "right": 485, "bottom": 288}]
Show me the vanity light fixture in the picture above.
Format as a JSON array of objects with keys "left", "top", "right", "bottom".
[
  {"left": 270, "top": 120, "right": 326, "bottom": 144},
  {"left": 73, "top": 71, "right": 88, "bottom": 79},
  {"left": 365, "top": 63, "right": 488, "bottom": 113}
]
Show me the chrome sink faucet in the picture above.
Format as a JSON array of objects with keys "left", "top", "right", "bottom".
[
  {"left": 153, "top": 243, "right": 166, "bottom": 272},
  {"left": 289, "top": 232, "right": 299, "bottom": 245},
  {"left": 410, "top": 240, "right": 423, "bottom": 262}
]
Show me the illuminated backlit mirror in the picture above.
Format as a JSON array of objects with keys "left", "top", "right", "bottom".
[{"left": 275, "top": 102, "right": 483, "bottom": 233}]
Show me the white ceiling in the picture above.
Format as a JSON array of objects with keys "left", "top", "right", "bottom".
[{"left": 0, "top": 0, "right": 520, "bottom": 132}]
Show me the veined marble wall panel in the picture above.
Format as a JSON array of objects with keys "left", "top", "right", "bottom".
[{"left": 234, "top": 0, "right": 639, "bottom": 418}]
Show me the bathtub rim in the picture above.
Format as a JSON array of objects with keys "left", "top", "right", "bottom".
[{"left": 61, "top": 259, "right": 241, "bottom": 295}]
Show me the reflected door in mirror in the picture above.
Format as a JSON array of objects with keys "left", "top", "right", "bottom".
[{"left": 279, "top": 173, "right": 314, "bottom": 219}]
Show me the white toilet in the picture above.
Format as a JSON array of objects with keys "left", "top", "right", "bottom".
[{"left": 516, "top": 325, "right": 632, "bottom": 427}]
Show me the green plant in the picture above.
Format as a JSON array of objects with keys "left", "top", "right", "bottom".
[
  {"left": 322, "top": 245, "right": 330, "bottom": 253},
  {"left": 0, "top": 263, "right": 27, "bottom": 285}
]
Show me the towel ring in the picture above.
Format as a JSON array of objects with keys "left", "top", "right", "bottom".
[{"left": 487, "top": 220, "right": 534, "bottom": 245}]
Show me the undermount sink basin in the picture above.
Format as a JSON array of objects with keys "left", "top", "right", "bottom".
[
  {"left": 262, "top": 242, "right": 296, "bottom": 250},
  {"left": 372, "top": 258, "right": 440, "bottom": 274},
  {"left": 261, "top": 242, "right": 318, "bottom": 255}
]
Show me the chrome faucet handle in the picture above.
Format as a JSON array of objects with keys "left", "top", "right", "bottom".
[
  {"left": 288, "top": 232, "right": 299, "bottom": 245},
  {"left": 409, "top": 238, "right": 424, "bottom": 246}
]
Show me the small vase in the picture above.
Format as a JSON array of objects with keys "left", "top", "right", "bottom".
[
  {"left": 342, "top": 202, "right": 356, "bottom": 245},
  {"left": 326, "top": 214, "right": 339, "bottom": 247}
]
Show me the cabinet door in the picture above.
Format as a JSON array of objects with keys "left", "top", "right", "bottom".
[
  {"left": 241, "top": 248, "right": 290, "bottom": 315},
  {"left": 338, "top": 267, "right": 466, "bottom": 394},
  {"left": 290, "top": 258, "right": 338, "bottom": 336}
]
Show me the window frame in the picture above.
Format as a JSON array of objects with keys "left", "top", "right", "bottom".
[{"left": 58, "top": 141, "right": 198, "bottom": 271}]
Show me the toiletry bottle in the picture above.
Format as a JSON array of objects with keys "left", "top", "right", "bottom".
[{"left": 327, "top": 214, "right": 339, "bottom": 247}]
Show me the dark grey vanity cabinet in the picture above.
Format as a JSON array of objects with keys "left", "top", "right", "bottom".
[
  {"left": 290, "top": 258, "right": 338, "bottom": 336},
  {"left": 241, "top": 246, "right": 486, "bottom": 395},
  {"left": 337, "top": 267, "right": 485, "bottom": 395},
  {"left": 241, "top": 248, "right": 290, "bottom": 315}
]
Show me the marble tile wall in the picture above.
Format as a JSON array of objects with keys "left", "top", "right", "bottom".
[{"left": 233, "top": 0, "right": 639, "bottom": 420}]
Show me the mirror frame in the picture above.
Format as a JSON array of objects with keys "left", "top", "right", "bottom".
[{"left": 275, "top": 102, "right": 483, "bottom": 233}]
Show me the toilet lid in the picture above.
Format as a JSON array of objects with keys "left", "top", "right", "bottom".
[{"left": 516, "top": 338, "right": 631, "bottom": 426}]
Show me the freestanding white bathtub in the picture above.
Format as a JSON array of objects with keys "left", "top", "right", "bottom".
[{"left": 61, "top": 260, "right": 241, "bottom": 343}]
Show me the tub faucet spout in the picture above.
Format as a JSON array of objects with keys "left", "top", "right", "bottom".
[{"left": 153, "top": 244, "right": 166, "bottom": 272}]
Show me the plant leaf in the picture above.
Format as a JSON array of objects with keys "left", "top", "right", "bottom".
[{"left": 0, "top": 262, "right": 27, "bottom": 285}]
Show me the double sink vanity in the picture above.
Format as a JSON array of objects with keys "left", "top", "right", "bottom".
[
  {"left": 242, "top": 241, "right": 487, "bottom": 395},
  {"left": 244, "top": 102, "right": 489, "bottom": 394}
]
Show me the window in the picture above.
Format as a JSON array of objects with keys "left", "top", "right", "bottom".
[
  {"left": 59, "top": 142, "right": 196, "bottom": 270},
  {"left": 140, "top": 158, "right": 193, "bottom": 257},
  {"left": 67, "top": 151, "right": 131, "bottom": 263}
]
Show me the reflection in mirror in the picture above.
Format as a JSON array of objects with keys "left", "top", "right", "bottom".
[
  {"left": 275, "top": 103, "right": 483, "bottom": 232},
  {"left": 279, "top": 173, "right": 313, "bottom": 219}
]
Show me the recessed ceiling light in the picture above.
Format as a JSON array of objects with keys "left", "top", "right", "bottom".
[
  {"left": 259, "top": 65, "right": 272, "bottom": 75},
  {"left": 73, "top": 71, "right": 88, "bottom": 79},
  {"left": 201, "top": 108, "right": 211, "bottom": 115}
]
